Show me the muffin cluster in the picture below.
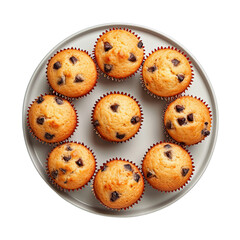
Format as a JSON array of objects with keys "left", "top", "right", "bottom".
[{"left": 27, "top": 28, "right": 212, "bottom": 211}]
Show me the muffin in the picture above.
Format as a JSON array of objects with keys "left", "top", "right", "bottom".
[
  {"left": 93, "top": 159, "right": 144, "bottom": 209},
  {"left": 47, "top": 49, "right": 97, "bottom": 98},
  {"left": 92, "top": 93, "right": 142, "bottom": 142},
  {"left": 94, "top": 29, "right": 144, "bottom": 79},
  {"left": 47, "top": 142, "right": 96, "bottom": 190},
  {"left": 28, "top": 95, "right": 77, "bottom": 143},
  {"left": 142, "top": 142, "right": 193, "bottom": 191},
  {"left": 142, "top": 48, "right": 192, "bottom": 98},
  {"left": 164, "top": 96, "right": 211, "bottom": 145}
]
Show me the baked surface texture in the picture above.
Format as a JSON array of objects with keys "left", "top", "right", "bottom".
[{"left": 142, "top": 49, "right": 192, "bottom": 97}]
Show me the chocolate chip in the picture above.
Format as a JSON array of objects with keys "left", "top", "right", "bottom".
[
  {"left": 51, "top": 170, "right": 58, "bottom": 179},
  {"left": 93, "top": 120, "right": 100, "bottom": 128},
  {"left": 187, "top": 113, "right": 194, "bottom": 122},
  {"left": 75, "top": 158, "right": 83, "bottom": 167},
  {"left": 116, "top": 132, "right": 125, "bottom": 139},
  {"left": 148, "top": 65, "right": 157, "bottom": 72},
  {"left": 202, "top": 129, "right": 210, "bottom": 136},
  {"left": 63, "top": 155, "right": 71, "bottom": 162},
  {"left": 53, "top": 61, "right": 61, "bottom": 70},
  {"left": 177, "top": 117, "right": 186, "bottom": 126},
  {"left": 110, "top": 103, "right": 119, "bottom": 112},
  {"left": 164, "top": 144, "right": 171, "bottom": 149},
  {"left": 124, "top": 164, "right": 132, "bottom": 172},
  {"left": 74, "top": 74, "right": 84, "bottom": 83},
  {"left": 64, "top": 180, "right": 68, "bottom": 184},
  {"left": 177, "top": 73, "right": 185, "bottom": 82},
  {"left": 131, "top": 116, "right": 141, "bottom": 125},
  {"left": 36, "top": 117, "right": 44, "bottom": 125},
  {"left": 128, "top": 53, "right": 136, "bottom": 62},
  {"left": 175, "top": 105, "right": 185, "bottom": 112},
  {"left": 110, "top": 191, "right": 120, "bottom": 202},
  {"left": 205, "top": 122, "right": 208, "bottom": 126},
  {"left": 182, "top": 168, "right": 189, "bottom": 177},
  {"left": 171, "top": 59, "right": 180, "bottom": 66},
  {"left": 60, "top": 168, "right": 66, "bottom": 174},
  {"left": 104, "top": 64, "right": 113, "bottom": 73},
  {"left": 69, "top": 56, "right": 78, "bottom": 64},
  {"left": 66, "top": 145, "right": 73, "bottom": 151},
  {"left": 147, "top": 171, "right": 155, "bottom": 178},
  {"left": 36, "top": 96, "right": 44, "bottom": 104},
  {"left": 101, "top": 165, "right": 108, "bottom": 172},
  {"left": 104, "top": 42, "right": 113, "bottom": 52},
  {"left": 44, "top": 132, "right": 55, "bottom": 140},
  {"left": 164, "top": 150, "right": 172, "bottom": 159},
  {"left": 55, "top": 97, "right": 63, "bottom": 105},
  {"left": 166, "top": 121, "right": 173, "bottom": 130},
  {"left": 57, "top": 76, "right": 65, "bottom": 85},
  {"left": 137, "top": 41, "right": 143, "bottom": 49},
  {"left": 133, "top": 172, "right": 140, "bottom": 183}
]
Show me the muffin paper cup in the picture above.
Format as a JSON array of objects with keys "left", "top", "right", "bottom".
[
  {"left": 92, "top": 158, "right": 145, "bottom": 210},
  {"left": 141, "top": 141, "right": 195, "bottom": 192},
  {"left": 27, "top": 93, "right": 79, "bottom": 146},
  {"left": 91, "top": 91, "right": 144, "bottom": 143},
  {"left": 46, "top": 47, "right": 98, "bottom": 101},
  {"left": 140, "top": 46, "right": 194, "bottom": 101},
  {"left": 163, "top": 95, "right": 212, "bottom": 147},
  {"left": 46, "top": 141, "right": 97, "bottom": 192},
  {"left": 93, "top": 28, "right": 145, "bottom": 82}
]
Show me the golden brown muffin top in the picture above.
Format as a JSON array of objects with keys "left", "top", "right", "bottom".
[
  {"left": 93, "top": 160, "right": 144, "bottom": 209},
  {"left": 95, "top": 30, "right": 144, "bottom": 79},
  {"left": 47, "top": 49, "right": 97, "bottom": 98},
  {"left": 164, "top": 96, "right": 211, "bottom": 145},
  {"left": 92, "top": 94, "right": 142, "bottom": 142},
  {"left": 28, "top": 95, "right": 77, "bottom": 143},
  {"left": 142, "top": 142, "right": 193, "bottom": 191},
  {"left": 48, "top": 142, "right": 96, "bottom": 189},
  {"left": 142, "top": 49, "right": 192, "bottom": 97}
]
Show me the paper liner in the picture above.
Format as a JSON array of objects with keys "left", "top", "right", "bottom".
[
  {"left": 46, "top": 141, "right": 97, "bottom": 191},
  {"left": 163, "top": 95, "right": 212, "bottom": 147},
  {"left": 92, "top": 158, "right": 145, "bottom": 211},
  {"left": 141, "top": 141, "right": 195, "bottom": 192},
  {"left": 140, "top": 46, "right": 194, "bottom": 101},
  {"left": 91, "top": 91, "right": 144, "bottom": 143},
  {"left": 46, "top": 48, "right": 98, "bottom": 101},
  {"left": 92, "top": 28, "right": 145, "bottom": 82},
  {"left": 26, "top": 93, "right": 79, "bottom": 146}
]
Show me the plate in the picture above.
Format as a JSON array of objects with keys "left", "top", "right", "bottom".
[{"left": 22, "top": 23, "right": 218, "bottom": 217}]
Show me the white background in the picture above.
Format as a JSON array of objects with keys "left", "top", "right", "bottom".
[{"left": 1, "top": 0, "right": 239, "bottom": 239}]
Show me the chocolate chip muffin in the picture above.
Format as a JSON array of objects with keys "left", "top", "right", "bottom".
[
  {"left": 47, "top": 49, "right": 97, "bottom": 98},
  {"left": 92, "top": 93, "right": 142, "bottom": 142},
  {"left": 94, "top": 29, "right": 144, "bottom": 79},
  {"left": 142, "top": 48, "right": 192, "bottom": 97},
  {"left": 164, "top": 96, "right": 211, "bottom": 145},
  {"left": 28, "top": 95, "right": 77, "bottom": 143},
  {"left": 47, "top": 142, "right": 96, "bottom": 190},
  {"left": 93, "top": 159, "right": 144, "bottom": 209},
  {"left": 142, "top": 142, "right": 193, "bottom": 191}
]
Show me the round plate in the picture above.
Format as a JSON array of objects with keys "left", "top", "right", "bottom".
[{"left": 22, "top": 23, "right": 218, "bottom": 217}]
